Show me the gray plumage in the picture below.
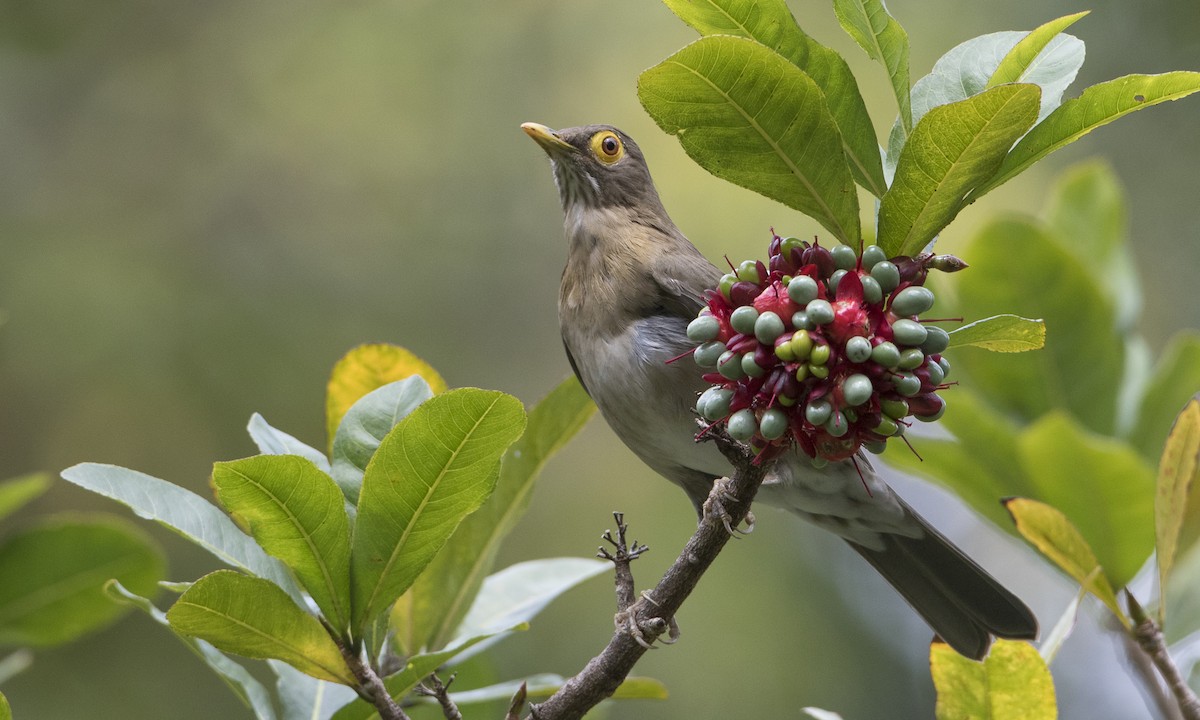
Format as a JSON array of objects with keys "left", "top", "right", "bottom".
[{"left": 523, "top": 122, "right": 1037, "bottom": 659}]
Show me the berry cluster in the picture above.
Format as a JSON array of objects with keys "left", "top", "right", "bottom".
[{"left": 688, "top": 235, "right": 956, "bottom": 463}]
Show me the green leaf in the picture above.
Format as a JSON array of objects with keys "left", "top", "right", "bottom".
[
  {"left": 212, "top": 455, "right": 352, "bottom": 632},
  {"left": 248, "top": 413, "right": 331, "bottom": 475},
  {"left": 350, "top": 389, "right": 525, "bottom": 632},
  {"left": 393, "top": 376, "right": 594, "bottom": 654},
  {"left": 832, "top": 0, "right": 911, "bottom": 135},
  {"left": 638, "top": 35, "right": 860, "bottom": 245},
  {"left": 0, "top": 473, "right": 51, "bottom": 522},
  {"left": 1039, "top": 588, "right": 1086, "bottom": 664},
  {"left": 0, "top": 690, "right": 9, "bottom": 720},
  {"left": 0, "top": 651, "right": 31, "bottom": 685},
  {"left": 0, "top": 516, "right": 163, "bottom": 646},
  {"left": 331, "top": 376, "right": 434, "bottom": 505},
  {"left": 167, "top": 570, "right": 352, "bottom": 684},
  {"left": 1131, "top": 332, "right": 1200, "bottom": 462},
  {"left": 107, "top": 580, "right": 278, "bottom": 720},
  {"left": 950, "top": 218, "right": 1123, "bottom": 435},
  {"left": 662, "top": 0, "right": 885, "bottom": 196},
  {"left": 60, "top": 463, "right": 307, "bottom": 605},
  {"left": 1016, "top": 412, "right": 1155, "bottom": 587},
  {"left": 931, "top": 639, "right": 1057, "bottom": 719},
  {"left": 972, "top": 72, "right": 1200, "bottom": 198},
  {"left": 1003, "top": 498, "right": 1123, "bottom": 620},
  {"left": 947, "top": 314, "right": 1045, "bottom": 352},
  {"left": 878, "top": 84, "right": 1041, "bottom": 257},
  {"left": 270, "top": 659, "right": 358, "bottom": 720},
  {"left": 802, "top": 710, "right": 845, "bottom": 720},
  {"left": 1155, "top": 395, "right": 1200, "bottom": 625},
  {"left": 326, "top": 344, "right": 447, "bottom": 450},
  {"left": 428, "top": 674, "right": 668, "bottom": 706},
  {"left": 987, "top": 12, "right": 1089, "bottom": 88}
]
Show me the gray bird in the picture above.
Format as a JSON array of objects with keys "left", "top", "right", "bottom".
[{"left": 523, "top": 122, "right": 1037, "bottom": 659}]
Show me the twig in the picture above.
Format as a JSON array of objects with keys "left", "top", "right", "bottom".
[
  {"left": 529, "top": 429, "right": 766, "bottom": 720},
  {"left": 1128, "top": 594, "right": 1200, "bottom": 720},
  {"left": 330, "top": 629, "right": 410, "bottom": 720},
  {"left": 416, "top": 673, "right": 463, "bottom": 720},
  {"left": 597, "top": 511, "right": 649, "bottom": 613}
]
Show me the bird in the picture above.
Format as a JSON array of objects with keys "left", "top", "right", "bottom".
[{"left": 522, "top": 121, "right": 1038, "bottom": 660}]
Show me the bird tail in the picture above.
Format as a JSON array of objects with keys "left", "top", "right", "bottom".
[{"left": 847, "top": 502, "right": 1038, "bottom": 660}]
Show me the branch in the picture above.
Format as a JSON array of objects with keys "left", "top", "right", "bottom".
[
  {"left": 416, "top": 673, "right": 463, "bottom": 720},
  {"left": 329, "top": 627, "right": 410, "bottom": 720},
  {"left": 529, "top": 431, "right": 767, "bottom": 720},
  {"left": 1128, "top": 594, "right": 1200, "bottom": 720}
]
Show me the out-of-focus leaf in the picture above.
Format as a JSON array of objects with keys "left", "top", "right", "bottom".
[
  {"left": 947, "top": 314, "right": 1045, "bottom": 352},
  {"left": 393, "top": 376, "right": 593, "bottom": 654},
  {"left": 0, "top": 689, "right": 9, "bottom": 720},
  {"left": 0, "top": 516, "right": 163, "bottom": 646},
  {"left": 326, "top": 344, "right": 447, "bottom": 449},
  {"left": 987, "top": 12, "right": 1089, "bottom": 88},
  {"left": 0, "top": 474, "right": 50, "bottom": 522},
  {"left": 1016, "top": 413, "right": 1155, "bottom": 588},
  {"left": 60, "top": 463, "right": 306, "bottom": 604},
  {"left": 1040, "top": 587, "right": 1086, "bottom": 664},
  {"left": 972, "top": 72, "right": 1200, "bottom": 198},
  {"left": 167, "top": 570, "right": 351, "bottom": 684},
  {"left": 350, "top": 389, "right": 525, "bottom": 632},
  {"left": 951, "top": 218, "right": 1123, "bottom": 435},
  {"left": 270, "top": 660, "right": 358, "bottom": 720},
  {"left": 107, "top": 580, "right": 277, "bottom": 720},
  {"left": 0, "top": 651, "right": 31, "bottom": 685},
  {"left": 212, "top": 455, "right": 352, "bottom": 632},
  {"left": 1155, "top": 395, "right": 1200, "bottom": 625},
  {"left": 878, "top": 84, "right": 1040, "bottom": 258},
  {"left": 248, "top": 413, "right": 331, "bottom": 475},
  {"left": 1131, "top": 332, "right": 1200, "bottom": 462},
  {"left": 932, "top": 639, "right": 1057, "bottom": 719},
  {"left": 330, "top": 376, "right": 433, "bottom": 506},
  {"left": 802, "top": 709, "right": 845, "bottom": 720},
  {"left": 662, "top": 0, "right": 885, "bottom": 195},
  {"left": 638, "top": 35, "right": 860, "bottom": 245},
  {"left": 430, "top": 674, "right": 668, "bottom": 705},
  {"left": 833, "top": 0, "right": 911, "bottom": 135},
  {"left": 1004, "top": 498, "right": 1123, "bottom": 620}
]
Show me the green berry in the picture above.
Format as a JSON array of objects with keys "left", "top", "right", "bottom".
[
  {"left": 862, "top": 245, "right": 887, "bottom": 269},
  {"left": 737, "top": 259, "right": 761, "bottom": 284},
  {"left": 861, "top": 275, "right": 883, "bottom": 305},
  {"left": 870, "top": 341, "right": 900, "bottom": 368},
  {"left": 805, "top": 399, "right": 833, "bottom": 426},
  {"left": 938, "top": 356, "right": 951, "bottom": 378},
  {"left": 810, "top": 456, "right": 828, "bottom": 469},
  {"left": 845, "top": 336, "right": 872, "bottom": 363},
  {"left": 806, "top": 299, "right": 834, "bottom": 325},
  {"left": 891, "top": 286, "right": 936, "bottom": 316},
  {"left": 871, "top": 261, "right": 900, "bottom": 292},
  {"left": 754, "top": 311, "right": 785, "bottom": 344},
  {"left": 794, "top": 364, "right": 810, "bottom": 382},
  {"left": 808, "top": 363, "right": 830, "bottom": 379},
  {"left": 864, "top": 439, "right": 888, "bottom": 454},
  {"left": 741, "top": 352, "right": 766, "bottom": 378},
  {"left": 730, "top": 306, "right": 759, "bottom": 335},
  {"left": 894, "top": 371, "right": 921, "bottom": 397},
  {"left": 759, "top": 408, "right": 789, "bottom": 440},
  {"left": 781, "top": 236, "right": 805, "bottom": 258},
  {"left": 891, "top": 319, "right": 928, "bottom": 346},
  {"left": 826, "top": 410, "right": 849, "bottom": 437},
  {"left": 787, "top": 275, "right": 819, "bottom": 305},
  {"left": 693, "top": 341, "right": 725, "bottom": 368},
  {"left": 687, "top": 315, "right": 721, "bottom": 342},
  {"left": 698, "top": 387, "right": 733, "bottom": 420},
  {"left": 809, "top": 342, "right": 831, "bottom": 366},
  {"left": 915, "top": 396, "right": 946, "bottom": 422},
  {"left": 926, "top": 359, "right": 945, "bottom": 386},
  {"left": 841, "top": 373, "right": 873, "bottom": 406},
  {"left": 832, "top": 244, "right": 857, "bottom": 270},
  {"left": 790, "top": 329, "right": 814, "bottom": 361},
  {"left": 898, "top": 347, "right": 925, "bottom": 370},
  {"left": 727, "top": 409, "right": 758, "bottom": 441},
  {"left": 828, "top": 269, "right": 847, "bottom": 293},
  {"left": 874, "top": 415, "right": 900, "bottom": 436},
  {"left": 718, "top": 350, "right": 746, "bottom": 380},
  {"left": 774, "top": 336, "right": 796, "bottom": 362},
  {"left": 920, "top": 326, "right": 950, "bottom": 354},
  {"left": 778, "top": 394, "right": 797, "bottom": 407},
  {"left": 791, "top": 310, "right": 813, "bottom": 330},
  {"left": 880, "top": 397, "right": 909, "bottom": 419},
  {"left": 718, "top": 273, "right": 737, "bottom": 300}
]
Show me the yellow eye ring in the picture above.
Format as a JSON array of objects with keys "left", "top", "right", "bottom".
[{"left": 590, "top": 131, "right": 625, "bottom": 164}]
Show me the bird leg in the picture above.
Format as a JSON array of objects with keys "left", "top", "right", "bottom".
[{"left": 702, "top": 475, "right": 756, "bottom": 536}]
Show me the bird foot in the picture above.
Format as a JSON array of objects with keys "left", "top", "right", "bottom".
[
  {"left": 702, "top": 477, "right": 756, "bottom": 536},
  {"left": 615, "top": 591, "right": 680, "bottom": 649}
]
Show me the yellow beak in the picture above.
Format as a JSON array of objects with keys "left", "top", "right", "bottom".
[{"left": 521, "top": 122, "right": 575, "bottom": 154}]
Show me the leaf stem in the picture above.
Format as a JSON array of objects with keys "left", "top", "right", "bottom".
[{"left": 1128, "top": 593, "right": 1200, "bottom": 720}]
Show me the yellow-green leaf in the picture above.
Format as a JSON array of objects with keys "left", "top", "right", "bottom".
[
  {"left": 833, "top": 0, "right": 912, "bottom": 135},
  {"left": 987, "top": 12, "right": 1089, "bottom": 88},
  {"left": 1155, "top": 395, "right": 1200, "bottom": 625},
  {"left": 932, "top": 639, "right": 1057, "bottom": 720},
  {"left": 0, "top": 473, "right": 51, "bottom": 523},
  {"left": 947, "top": 314, "right": 1046, "bottom": 352},
  {"left": 326, "top": 344, "right": 447, "bottom": 448},
  {"left": 1004, "top": 497, "right": 1124, "bottom": 622}
]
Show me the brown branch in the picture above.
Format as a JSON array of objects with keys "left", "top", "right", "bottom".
[
  {"left": 1128, "top": 594, "right": 1200, "bottom": 720},
  {"left": 597, "top": 511, "right": 648, "bottom": 613},
  {"left": 529, "top": 431, "right": 766, "bottom": 720},
  {"left": 329, "top": 626, "right": 410, "bottom": 720},
  {"left": 416, "top": 673, "right": 463, "bottom": 720}
]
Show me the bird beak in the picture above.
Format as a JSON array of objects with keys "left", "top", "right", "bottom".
[{"left": 522, "top": 122, "right": 575, "bottom": 156}]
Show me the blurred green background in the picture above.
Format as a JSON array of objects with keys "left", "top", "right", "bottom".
[{"left": 1, "top": 0, "right": 1197, "bottom": 717}]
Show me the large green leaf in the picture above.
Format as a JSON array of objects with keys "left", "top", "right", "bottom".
[
  {"left": 392, "top": 376, "right": 593, "bottom": 654},
  {"left": 662, "top": 0, "right": 885, "bottom": 196},
  {"left": 248, "top": 413, "right": 331, "bottom": 475},
  {"left": 931, "top": 639, "right": 1056, "bottom": 719},
  {"left": 950, "top": 218, "right": 1123, "bottom": 435},
  {"left": 1131, "top": 332, "right": 1200, "bottom": 462},
  {"left": 987, "top": 12, "right": 1089, "bottom": 88},
  {"left": 167, "top": 570, "right": 352, "bottom": 684},
  {"left": 946, "top": 314, "right": 1045, "bottom": 352},
  {"left": 972, "top": 72, "right": 1200, "bottom": 198},
  {"left": 331, "top": 376, "right": 434, "bottom": 505},
  {"left": 638, "top": 35, "right": 860, "bottom": 245},
  {"left": 60, "top": 463, "right": 307, "bottom": 604},
  {"left": 832, "top": 0, "right": 911, "bottom": 136},
  {"left": 1155, "top": 395, "right": 1200, "bottom": 625},
  {"left": 350, "top": 389, "right": 525, "bottom": 632},
  {"left": 212, "top": 455, "right": 352, "bottom": 633},
  {"left": 0, "top": 517, "right": 163, "bottom": 646},
  {"left": 107, "top": 580, "right": 278, "bottom": 720},
  {"left": 878, "top": 84, "right": 1041, "bottom": 257}
]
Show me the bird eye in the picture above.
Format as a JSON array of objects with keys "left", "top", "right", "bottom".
[{"left": 590, "top": 131, "right": 625, "bottom": 164}]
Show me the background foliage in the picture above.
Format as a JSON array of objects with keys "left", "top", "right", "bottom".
[{"left": 1, "top": 1, "right": 1197, "bottom": 718}]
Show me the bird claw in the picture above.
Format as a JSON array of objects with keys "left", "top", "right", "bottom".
[
  {"left": 702, "top": 477, "right": 756, "bottom": 536},
  {"left": 615, "top": 591, "right": 679, "bottom": 649}
]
